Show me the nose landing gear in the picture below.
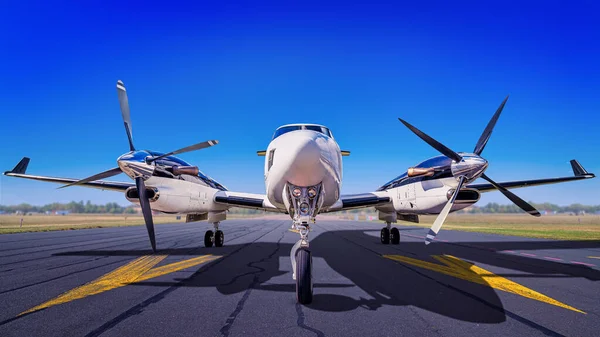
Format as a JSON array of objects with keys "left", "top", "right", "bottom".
[{"left": 291, "top": 224, "right": 312, "bottom": 304}]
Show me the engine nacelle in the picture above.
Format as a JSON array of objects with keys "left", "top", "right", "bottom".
[
  {"left": 446, "top": 188, "right": 480, "bottom": 204},
  {"left": 125, "top": 186, "right": 160, "bottom": 203}
]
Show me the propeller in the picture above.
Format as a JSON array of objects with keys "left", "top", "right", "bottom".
[
  {"left": 136, "top": 177, "right": 156, "bottom": 251},
  {"left": 146, "top": 140, "right": 219, "bottom": 163},
  {"left": 480, "top": 174, "right": 541, "bottom": 216},
  {"left": 117, "top": 80, "right": 135, "bottom": 151},
  {"left": 399, "top": 96, "right": 540, "bottom": 244},
  {"left": 55, "top": 80, "right": 220, "bottom": 252},
  {"left": 58, "top": 167, "right": 123, "bottom": 189},
  {"left": 398, "top": 118, "right": 462, "bottom": 163},
  {"left": 425, "top": 177, "right": 465, "bottom": 245}
]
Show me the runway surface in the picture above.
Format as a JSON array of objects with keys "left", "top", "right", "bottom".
[{"left": 1, "top": 218, "right": 599, "bottom": 336}]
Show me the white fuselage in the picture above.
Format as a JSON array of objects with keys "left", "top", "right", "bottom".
[{"left": 263, "top": 129, "right": 342, "bottom": 211}]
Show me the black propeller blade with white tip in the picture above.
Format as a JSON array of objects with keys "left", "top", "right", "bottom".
[
  {"left": 398, "top": 118, "right": 462, "bottom": 163},
  {"left": 58, "top": 167, "right": 122, "bottom": 189},
  {"left": 146, "top": 140, "right": 219, "bottom": 163},
  {"left": 117, "top": 80, "right": 135, "bottom": 151},
  {"left": 425, "top": 176, "right": 466, "bottom": 245},
  {"left": 473, "top": 95, "right": 509, "bottom": 155},
  {"left": 136, "top": 177, "right": 156, "bottom": 252},
  {"left": 480, "top": 173, "right": 541, "bottom": 217}
]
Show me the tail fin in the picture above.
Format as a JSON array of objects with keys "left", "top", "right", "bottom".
[
  {"left": 570, "top": 159, "right": 591, "bottom": 176},
  {"left": 4, "top": 157, "right": 30, "bottom": 175}
]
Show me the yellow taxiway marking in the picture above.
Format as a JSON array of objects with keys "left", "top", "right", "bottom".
[
  {"left": 288, "top": 229, "right": 300, "bottom": 233},
  {"left": 587, "top": 256, "right": 600, "bottom": 260},
  {"left": 20, "top": 254, "right": 221, "bottom": 315},
  {"left": 383, "top": 254, "right": 585, "bottom": 314}
]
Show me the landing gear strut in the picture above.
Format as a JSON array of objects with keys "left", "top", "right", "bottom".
[
  {"left": 291, "top": 224, "right": 312, "bottom": 304},
  {"left": 204, "top": 222, "right": 224, "bottom": 248},
  {"left": 381, "top": 222, "right": 400, "bottom": 245}
]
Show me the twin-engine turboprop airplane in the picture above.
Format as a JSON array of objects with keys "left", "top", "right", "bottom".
[{"left": 4, "top": 81, "right": 595, "bottom": 304}]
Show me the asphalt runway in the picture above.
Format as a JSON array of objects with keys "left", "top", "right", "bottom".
[{"left": 1, "top": 218, "right": 599, "bottom": 337}]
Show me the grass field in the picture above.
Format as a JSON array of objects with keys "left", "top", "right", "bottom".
[
  {"left": 0, "top": 213, "right": 261, "bottom": 234},
  {"left": 336, "top": 213, "right": 600, "bottom": 240},
  {"left": 404, "top": 214, "right": 600, "bottom": 240},
  {"left": 2, "top": 213, "right": 600, "bottom": 240}
]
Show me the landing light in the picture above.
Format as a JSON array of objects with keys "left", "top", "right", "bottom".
[
  {"left": 299, "top": 202, "right": 309, "bottom": 215},
  {"left": 292, "top": 187, "right": 302, "bottom": 197},
  {"left": 307, "top": 187, "right": 317, "bottom": 198}
]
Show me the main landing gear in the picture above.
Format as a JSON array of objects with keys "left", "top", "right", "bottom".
[
  {"left": 204, "top": 222, "right": 224, "bottom": 248},
  {"left": 381, "top": 221, "right": 400, "bottom": 245},
  {"left": 291, "top": 223, "right": 313, "bottom": 304}
]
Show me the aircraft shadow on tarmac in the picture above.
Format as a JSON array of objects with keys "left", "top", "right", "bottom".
[{"left": 54, "top": 229, "right": 600, "bottom": 324}]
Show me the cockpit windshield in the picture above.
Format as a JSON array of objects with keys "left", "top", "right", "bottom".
[
  {"left": 376, "top": 155, "right": 453, "bottom": 191},
  {"left": 414, "top": 156, "right": 453, "bottom": 169},
  {"left": 272, "top": 125, "right": 333, "bottom": 140}
]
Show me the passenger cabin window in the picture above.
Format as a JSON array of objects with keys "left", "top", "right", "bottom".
[{"left": 272, "top": 125, "right": 333, "bottom": 140}]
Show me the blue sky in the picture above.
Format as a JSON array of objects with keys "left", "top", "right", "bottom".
[{"left": 1, "top": 1, "right": 598, "bottom": 206}]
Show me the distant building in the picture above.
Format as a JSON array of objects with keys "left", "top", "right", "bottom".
[{"left": 55, "top": 210, "right": 70, "bottom": 215}]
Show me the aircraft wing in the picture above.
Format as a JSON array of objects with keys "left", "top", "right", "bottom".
[
  {"left": 3, "top": 157, "right": 133, "bottom": 192},
  {"left": 213, "top": 191, "right": 285, "bottom": 213},
  {"left": 320, "top": 192, "right": 391, "bottom": 213},
  {"left": 467, "top": 160, "right": 595, "bottom": 192}
]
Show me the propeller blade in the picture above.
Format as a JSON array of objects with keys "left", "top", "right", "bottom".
[
  {"left": 136, "top": 177, "right": 157, "bottom": 252},
  {"left": 480, "top": 173, "right": 541, "bottom": 217},
  {"left": 425, "top": 177, "right": 466, "bottom": 245},
  {"left": 398, "top": 118, "right": 462, "bottom": 163},
  {"left": 58, "top": 167, "right": 122, "bottom": 189},
  {"left": 146, "top": 140, "right": 219, "bottom": 163},
  {"left": 117, "top": 80, "right": 135, "bottom": 151},
  {"left": 473, "top": 95, "right": 509, "bottom": 155}
]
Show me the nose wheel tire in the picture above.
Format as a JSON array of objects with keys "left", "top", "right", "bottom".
[
  {"left": 390, "top": 227, "right": 400, "bottom": 244},
  {"left": 295, "top": 248, "right": 313, "bottom": 304},
  {"left": 204, "top": 230, "right": 214, "bottom": 248},
  {"left": 380, "top": 227, "right": 390, "bottom": 244},
  {"left": 215, "top": 230, "right": 224, "bottom": 247}
]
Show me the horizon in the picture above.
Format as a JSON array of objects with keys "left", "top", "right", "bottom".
[{"left": 1, "top": 1, "right": 599, "bottom": 206}]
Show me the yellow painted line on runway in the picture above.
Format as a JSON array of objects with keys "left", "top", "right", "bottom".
[
  {"left": 20, "top": 254, "right": 221, "bottom": 316},
  {"left": 587, "top": 256, "right": 600, "bottom": 260},
  {"left": 288, "top": 229, "right": 300, "bottom": 233},
  {"left": 383, "top": 254, "right": 585, "bottom": 314}
]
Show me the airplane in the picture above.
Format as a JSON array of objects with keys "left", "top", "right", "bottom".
[{"left": 4, "top": 81, "right": 595, "bottom": 304}]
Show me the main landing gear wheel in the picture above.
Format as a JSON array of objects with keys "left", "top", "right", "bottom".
[
  {"left": 380, "top": 227, "right": 390, "bottom": 244},
  {"left": 390, "top": 227, "right": 400, "bottom": 244},
  {"left": 296, "top": 248, "right": 313, "bottom": 304},
  {"left": 204, "top": 230, "right": 214, "bottom": 248},
  {"left": 215, "top": 230, "right": 224, "bottom": 247}
]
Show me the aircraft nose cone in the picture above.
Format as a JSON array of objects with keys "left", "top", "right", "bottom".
[{"left": 278, "top": 132, "right": 325, "bottom": 186}]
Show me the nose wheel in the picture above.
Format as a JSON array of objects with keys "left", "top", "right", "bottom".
[
  {"left": 291, "top": 224, "right": 313, "bottom": 304},
  {"left": 204, "top": 222, "right": 224, "bottom": 248},
  {"left": 295, "top": 247, "right": 313, "bottom": 304}
]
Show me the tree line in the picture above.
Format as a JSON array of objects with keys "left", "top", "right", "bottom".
[
  {"left": 0, "top": 201, "right": 138, "bottom": 214},
  {"left": 0, "top": 201, "right": 266, "bottom": 215},
  {"left": 1, "top": 201, "right": 598, "bottom": 215}
]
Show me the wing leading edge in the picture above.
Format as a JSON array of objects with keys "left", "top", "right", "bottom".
[
  {"left": 467, "top": 160, "right": 595, "bottom": 192},
  {"left": 3, "top": 157, "right": 133, "bottom": 192}
]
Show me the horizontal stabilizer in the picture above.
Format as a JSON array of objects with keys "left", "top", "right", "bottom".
[
  {"left": 5, "top": 157, "right": 30, "bottom": 175},
  {"left": 570, "top": 159, "right": 591, "bottom": 176}
]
